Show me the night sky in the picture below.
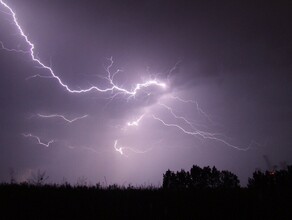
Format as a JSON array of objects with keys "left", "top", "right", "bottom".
[{"left": 0, "top": 0, "right": 291, "bottom": 186}]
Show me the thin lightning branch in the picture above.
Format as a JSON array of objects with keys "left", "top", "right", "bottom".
[
  {"left": 25, "top": 74, "right": 54, "bottom": 80},
  {"left": 170, "top": 95, "right": 213, "bottom": 122},
  {"left": 0, "top": 8, "right": 11, "bottom": 15},
  {"left": 0, "top": 0, "right": 166, "bottom": 96},
  {"left": 127, "top": 114, "right": 145, "bottom": 127},
  {"left": 152, "top": 115, "right": 250, "bottom": 151},
  {"left": 104, "top": 57, "right": 123, "bottom": 83},
  {"left": 114, "top": 140, "right": 152, "bottom": 156},
  {"left": 22, "top": 133, "right": 55, "bottom": 147},
  {"left": 37, "top": 114, "right": 88, "bottom": 123},
  {"left": 158, "top": 102, "right": 196, "bottom": 130},
  {"left": 126, "top": 147, "right": 152, "bottom": 154},
  {"left": 67, "top": 145, "right": 105, "bottom": 154},
  {"left": 158, "top": 102, "right": 221, "bottom": 137},
  {"left": 166, "top": 60, "right": 181, "bottom": 80},
  {"left": 0, "top": 41, "right": 28, "bottom": 53},
  {"left": 114, "top": 140, "right": 124, "bottom": 155}
]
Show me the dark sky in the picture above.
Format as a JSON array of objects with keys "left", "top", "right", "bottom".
[{"left": 0, "top": 0, "right": 291, "bottom": 186}]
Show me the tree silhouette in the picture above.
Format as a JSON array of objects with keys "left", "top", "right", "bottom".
[
  {"left": 210, "top": 166, "right": 221, "bottom": 188},
  {"left": 163, "top": 165, "right": 240, "bottom": 189},
  {"left": 220, "top": 170, "right": 240, "bottom": 189},
  {"left": 248, "top": 165, "right": 292, "bottom": 190},
  {"left": 190, "top": 165, "right": 202, "bottom": 188},
  {"left": 163, "top": 170, "right": 178, "bottom": 189},
  {"left": 176, "top": 169, "right": 191, "bottom": 188}
]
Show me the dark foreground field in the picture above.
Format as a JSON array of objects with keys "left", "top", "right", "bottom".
[{"left": 0, "top": 184, "right": 291, "bottom": 220}]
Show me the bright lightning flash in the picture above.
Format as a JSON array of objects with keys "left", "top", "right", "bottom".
[{"left": 127, "top": 114, "right": 145, "bottom": 127}]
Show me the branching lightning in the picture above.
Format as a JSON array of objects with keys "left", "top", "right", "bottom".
[
  {"left": 0, "top": 0, "right": 166, "bottom": 97},
  {"left": 0, "top": 0, "right": 254, "bottom": 156},
  {"left": 22, "top": 133, "right": 55, "bottom": 147},
  {"left": 170, "top": 95, "right": 213, "bottom": 122},
  {"left": 158, "top": 102, "right": 196, "bottom": 130},
  {"left": 37, "top": 114, "right": 88, "bottom": 123},
  {"left": 158, "top": 102, "right": 222, "bottom": 136},
  {"left": 151, "top": 115, "right": 250, "bottom": 151}
]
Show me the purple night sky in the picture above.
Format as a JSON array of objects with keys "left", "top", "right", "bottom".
[{"left": 0, "top": 0, "right": 291, "bottom": 186}]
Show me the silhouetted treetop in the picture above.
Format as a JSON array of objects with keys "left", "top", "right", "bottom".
[
  {"left": 163, "top": 165, "right": 240, "bottom": 189},
  {"left": 248, "top": 165, "right": 292, "bottom": 190}
]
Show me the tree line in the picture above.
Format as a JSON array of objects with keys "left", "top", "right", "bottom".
[
  {"left": 163, "top": 164, "right": 292, "bottom": 190},
  {"left": 5, "top": 164, "right": 292, "bottom": 190}
]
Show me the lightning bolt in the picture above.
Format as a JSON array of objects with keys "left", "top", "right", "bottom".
[
  {"left": 158, "top": 102, "right": 196, "bottom": 130},
  {"left": 1, "top": 0, "right": 255, "bottom": 155},
  {"left": 114, "top": 140, "right": 152, "bottom": 156},
  {"left": 151, "top": 115, "right": 250, "bottom": 151},
  {"left": 170, "top": 95, "right": 213, "bottom": 122},
  {"left": 158, "top": 102, "right": 221, "bottom": 136},
  {"left": 0, "top": 41, "right": 28, "bottom": 54},
  {"left": 22, "top": 133, "right": 55, "bottom": 147},
  {"left": 114, "top": 140, "right": 124, "bottom": 155},
  {"left": 37, "top": 114, "right": 88, "bottom": 123},
  {"left": 0, "top": 0, "right": 167, "bottom": 97},
  {"left": 127, "top": 114, "right": 145, "bottom": 127}
]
